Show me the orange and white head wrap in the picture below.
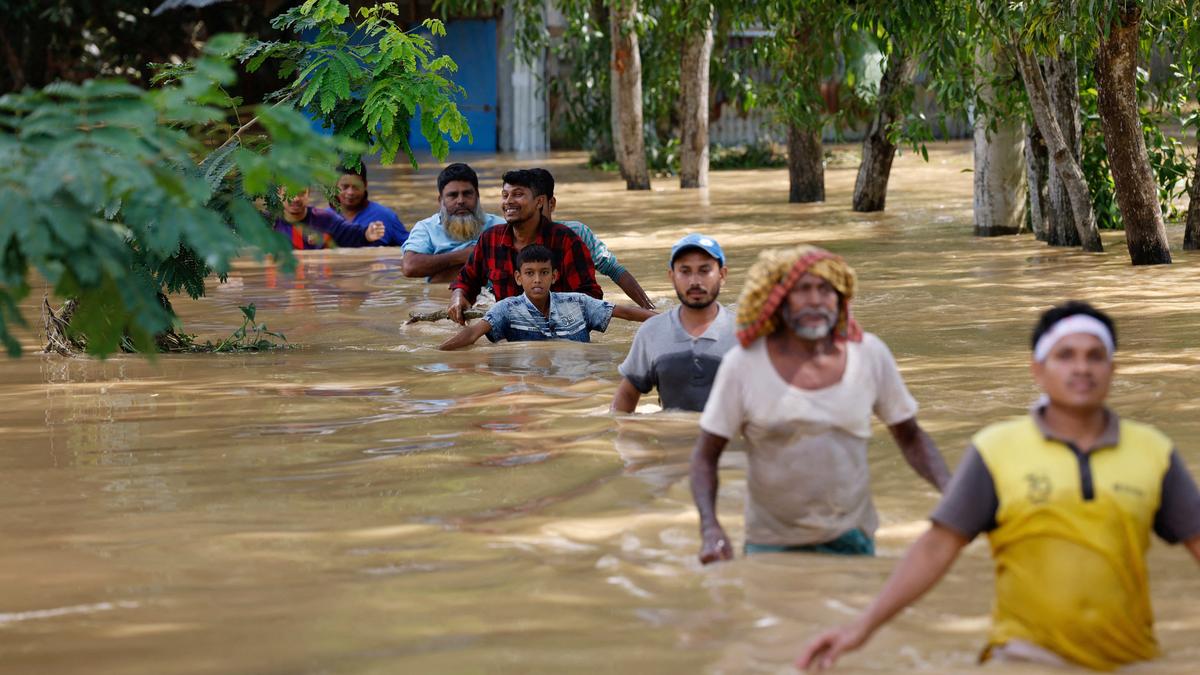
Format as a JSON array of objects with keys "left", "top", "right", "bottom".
[{"left": 734, "top": 244, "right": 862, "bottom": 348}]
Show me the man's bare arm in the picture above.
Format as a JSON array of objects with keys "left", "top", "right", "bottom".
[
  {"left": 611, "top": 378, "right": 643, "bottom": 413},
  {"left": 690, "top": 431, "right": 734, "bottom": 564},
  {"left": 612, "top": 305, "right": 657, "bottom": 323},
  {"left": 888, "top": 417, "right": 951, "bottom": 491},
  {"left": 401, "top": 246, "right": 474, "bottom": 278},
  {"left": 438, "top": 320, "right": 491, "bottom": 351},
  {"left": 1185, "top": 535, "right": 1200, "bottom": 564},
  {"left": 615, "top": 270, "right": 654, "bottom": 309},
  {"left": 797, "top": 524, "right": 969, "bottom": 671}
]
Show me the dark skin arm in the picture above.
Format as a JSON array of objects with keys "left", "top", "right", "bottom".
[
  {"left": 610, "top": 378, "right": 642, "bottom": 413},
  {"left": 887, "top": 417, "right": 952, "bottom": 491},
  {"left": 797, "top": 524, "right": 969, "bottom": 671},
  {"left": 401, "top": 245, "right": 475, "bottom": 279},
  {"left": 615, "top": 270, "right": 654, "bottom": 309},
  {"left": 437, "top": 320, "right": 491, "bottom": 351},
  {"left": 690, "top": 431, "right": 735, "bottom": 564},
  {"left": 1186, "top": 535, "right": 1200, "bottom": 564},
  {"left": 612, "top": 305, "right": 657, "bottom": 323}
]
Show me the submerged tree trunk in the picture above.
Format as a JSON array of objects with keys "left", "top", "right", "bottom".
[
  {"left": 1025, "top": 122, "right": 1050, "bottom": 239},
  {"left": 609, "top": 0, "right": 650, "bottom": 190},
  {"left": 972, "top": 46, "right": 1027, "bottom": 235},
  {"left": 1185, "top": 133, "right": 1200, "bottom": 250},
  {"left": 1043, "top": 52, "right": 1083, "bottom": 247},
  {"left": 787, "top": 123, "right": 824, "bottom": 203},
  {"left": 1095, "top": 5, "right": 1171, "bottom": 265},
  {"left": 853, "top": 42, "right": 914, "bottom": 212},
  {"left": 679, "top": 8, "right": 713, "bottom": 189},
  {"left": 1014, "top": 46, "right": 1103, "bottom": 252}
]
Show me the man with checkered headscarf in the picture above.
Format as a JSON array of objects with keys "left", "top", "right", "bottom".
[{"left": 689, "top": 244, "right": 951, "bottom": 563}]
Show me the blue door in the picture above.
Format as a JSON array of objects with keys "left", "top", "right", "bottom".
[{"left": 409, "top": 19, "right": 498, "bottom": 153}]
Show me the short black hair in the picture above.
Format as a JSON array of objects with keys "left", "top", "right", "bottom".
[
  {"left": 501, "top": 169, "right": 544, "bottom": 197},
  {"left": 438, "top": 163, "right": 479, "bottom": 194},
  {"left": 339, "top": 164, "right": 366, "bottom": 181},
  {"left": 529, "top": 167, "right": 555, "bottom": 199},
  {"left": 1031, "top": 301, "right": 1117, "bottom": 351},
  {"left": 516, "top": 244, "right": 555, "bottom": 269}
]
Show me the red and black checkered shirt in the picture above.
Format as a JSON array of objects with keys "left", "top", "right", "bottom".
[{"left": 450, "top": 217, "right": 603, "bottom": 303}]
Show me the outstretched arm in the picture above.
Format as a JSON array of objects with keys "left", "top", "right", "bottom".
[
  {"left": 888, "top": 417, "right": 952, "bottom": 491},
  {"left": 612, "top": 305, "right": 657, "bottom": 323},
  {"left": 615, "top": 270, "right": 654, "bottom": 309},
  {"left": 401, "top": 246, "right": 474, "bottom": 278},
  {"left": 1186, "top": 535, "right": 1200, "bottom": 564},
  {"left": 611, "top": 378, "right": 643, "bottom": 413},
  {"left": 796, "top": 524, "right": 969, "bottom": 671},
  {"left": 438, "top": 320, "right": 492, "bottom": 351},
  {"left": 690, "top": 431, "right": 733, "bottom": 564}
]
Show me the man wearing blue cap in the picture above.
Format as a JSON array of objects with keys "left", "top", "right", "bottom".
[{"left": 612, "top": 234, "right": 736, "bottom": 413}]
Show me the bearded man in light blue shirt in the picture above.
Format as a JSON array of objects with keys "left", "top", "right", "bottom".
[{"left": 401, "top": 163, "right": 505, "bottom": 283}]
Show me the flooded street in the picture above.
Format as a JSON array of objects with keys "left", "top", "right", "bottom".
[{"left": 3, "top": 142, "right": 1199, "bottom": 674}]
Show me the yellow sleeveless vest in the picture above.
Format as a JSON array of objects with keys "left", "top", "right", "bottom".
[{"left": 974, "top": 416, "right": 1173, "bottom": 671}]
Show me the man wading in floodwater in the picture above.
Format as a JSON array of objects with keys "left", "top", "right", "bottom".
[
  {"left": 798, "top": 301, "right": 1200, "bottom": 672},
  {"left": 690, "top": 245, "right": 950, "bottom": 562}
]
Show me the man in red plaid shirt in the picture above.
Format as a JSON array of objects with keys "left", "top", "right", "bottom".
[{"left": 447, "top": 169, "right": 602, "bottom": 324}]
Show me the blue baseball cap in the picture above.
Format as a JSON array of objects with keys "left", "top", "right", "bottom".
[{"left": 669, "top": 233, "right": 725, "bottom": 268}]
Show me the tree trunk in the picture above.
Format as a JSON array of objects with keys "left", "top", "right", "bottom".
[
  {"left": 1014, "top": 46, "right": 1103, "bottom": 252},
  {"left": 1043, "top": 52, "right": 1083, "bottom": 247},
  {"left": 679, "top": 8, "right": 713, "bottom": 189},
  {"left": 609, "top": 0, "right": 651, "bottom": 190},
  {"left": 1025, "top": 122, "right": 1050, "bottom": 240},
  {"left": 972, "top": 46, "right": 1027, "bottom": 235},
  {"left": 1095, "top": 5, "right": 1172, "bottom": 265},
  {"left": 853, "top": 42, "right": 914, "bottom": 212},
  {"left": 787, "top": 123, "right": 824, "bottom": 203},
  {"left": 1185, "top": 133, "right": 1200, "bottom": 250}
]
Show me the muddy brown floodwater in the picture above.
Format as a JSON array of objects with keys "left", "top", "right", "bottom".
[{"left": 3, "top": 143, "right": 1199, "bottom": 674}]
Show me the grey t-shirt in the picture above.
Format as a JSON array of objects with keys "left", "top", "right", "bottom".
[{"left": 617, "top": 304, "right": 737, "bottom": 412}]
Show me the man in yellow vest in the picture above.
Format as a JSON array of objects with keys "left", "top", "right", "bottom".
[{"left": 798, "top": 301, "right": 1200, "bottom": 671}]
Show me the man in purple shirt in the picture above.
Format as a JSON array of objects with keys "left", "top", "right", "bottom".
[
  {"left": 334, "top": 165, "right": 409, "bottom": 247},
  {"left": 274, "top": 188, "right": 385, "bottom": 250}
]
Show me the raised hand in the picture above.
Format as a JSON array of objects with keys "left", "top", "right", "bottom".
[{"left": 365, "top": 220, "right": 386, "bottom": 242}]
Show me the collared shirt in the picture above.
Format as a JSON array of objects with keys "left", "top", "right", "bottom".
[
  {"left": 561, "top": 220, "right": 627, "bottom": 282},
  {"left": 700, "top": 333, "right": 919, "bottom": 546},
  {"left": 273, "top": 207, "right": 368, "bottom": 250},
  {"left": 932, "top": 405, "right": 1200, "bottom": 543},
  {"left": 483, "top": 292, "right": 613, "bottom": 343},
  {"left": 348, "top": 200, "right": 408, "bottom": 247},
  {"left": 401, "top": 211, "right": 506, "bottom": 256},
  {"left": 617, "top": 304, "right": 737, "bottom": 411},
  {"left": 929, "top": 405, "right": 1200, "bottom": 670},
  {"left": 450, "top": 217, "right": 603, "bottom": 303}
]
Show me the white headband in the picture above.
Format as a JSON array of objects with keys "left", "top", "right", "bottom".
[{"left": 1033, "top": 314, "right": 1114, "bottom": 363}]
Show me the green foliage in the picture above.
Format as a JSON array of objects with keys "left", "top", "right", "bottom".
[
  {"left": 1080, "top": 67, "right": 1193, "bottom": 229},
  {"left": 243, "top": 1, "right": 471, "bottom": 167},
  {"left": 0, "top": 36, "right": 353, "bottom": 357},
  {"left": 210, "top": 303, "right": 289, "bottom": 352},
  {"left": 710, "top": 141, "right": 788, "bottom": 170}
]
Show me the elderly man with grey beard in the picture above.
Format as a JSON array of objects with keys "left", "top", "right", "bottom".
[
  {"left": 690, "top": 245, "right": 951, "bottom": 565},
  {"left": 401, "top": 163, "right": 506, "bottom": 283}
]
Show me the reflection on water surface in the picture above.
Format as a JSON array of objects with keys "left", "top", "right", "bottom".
[{"left": 3, "top": 144, "right": 1199, "bottom": 673}]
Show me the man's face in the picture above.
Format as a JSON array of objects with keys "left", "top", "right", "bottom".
[
  {"left": 669, "top": 250, "right": 725, "bottom": 309},
  {"left": 1031, "top": 333, "right": 1113, "bottom": 411},
  {"left": 440, "top": 180, "right": 479, "bottom": 217},
  {"left": 515, "top": 261, "right": 557, "bottom": 301},
  {"left": 781, "top": 272, "right": 839, "bottom": 340},
  {"left": 500, "top": 183, "right": 544, "bottom": 224},
  {"left": 280, "top": 188, "right": 310, "bottom": 219},
  {"left": 336, "top": 174, "right": 366, "bottom": 209}
]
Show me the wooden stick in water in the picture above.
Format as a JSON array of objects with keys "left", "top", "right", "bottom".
[{"left": 404, "top": 309, "right": 485, "bottom": 325}]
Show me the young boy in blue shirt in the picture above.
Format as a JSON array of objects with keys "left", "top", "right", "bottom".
[{"left": 439, "top": 245, "right": 655, "bottom": 350}]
